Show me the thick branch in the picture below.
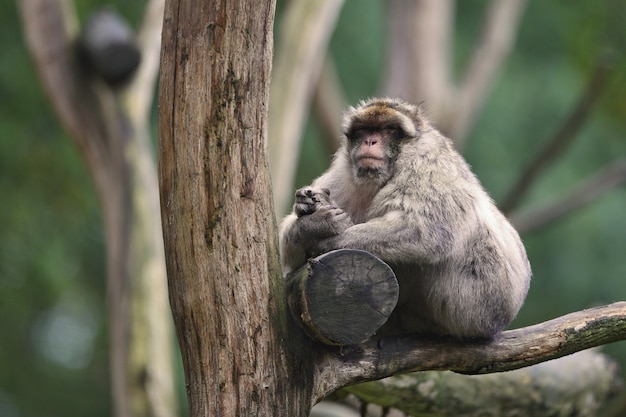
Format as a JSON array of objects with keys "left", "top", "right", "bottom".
[
  {"left": 20, "top": 0, "right": 111, "bottom": 190},
  {"left": 269, "top": 0, "right": 345, "bottom": 215},
  {"left": 451, "top": 0, "right": 528, "bottom": 145},
  {"left": 159, "top": 1, "right": 323, "bottom": 416},
  {"left": 382, "top": 0, "right": 453, "bottom": 124},
  {"left": 344, "top": 350, "right": 620, "bottom": 417},
  {"left": 510, "top": 158, "right": 626, "bottom": 233},
  {"left": 313, "top": 302, "right": 626, "bottom": 401},
  {"left": 501, "top": 59, "right": 613, "bottom": 213},
  {"left": 21, "top": 2, "right": 175, "bottom": 416}
]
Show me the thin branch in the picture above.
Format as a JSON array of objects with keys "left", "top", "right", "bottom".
[
  {"left": 313, "top": 302, "right": 626, "bottom": 401},
  {"left": 501, "top": 59, "right": 614, "bottom": 213},
  {"left": 123, "top": 0, "right": 164, "bottom": 126},
  {"left": 312, "top": 57, "right": 347, "bottom": 153},
  {"left": 269, "top": 0, "right": 345, "bottom": 216},
  {"left": 451, "top": 0, "right": 528, "bottom": 145},
  {"left": 510, "top": 158, "right": 626, "bottom": 233}
]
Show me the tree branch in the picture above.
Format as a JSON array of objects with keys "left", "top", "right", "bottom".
[
  {"left": 123, "top": 0, "right": 164, "bottom": 126},
  {"left": 269, "top": 0, "right": 345, "bottom": 216},
  {"left": 343, "top": 350, "right": 620, "bottom": 417},
  {"left": 19, "top": 0, "right": 111, "bottom": 187},
  {"left": 312, "top": 302, "right": 626, "bottom": 401},
  {"left": 21, "top": 2, "right": 176, "bottom": 416},
  {"left": 510, "top": 158, "right": 626, "bottom": 233},
  {"left": 501, "top": 58, "right": 614, "bottom": 213},
  {"left": 312, "top": 57, "right": 347, "bottom": 153},
  {"left": 382, "top": 0, "right": 453, "bottom": 124},
  {"left": 451, "top": 0, "right": 528, "bottom": 145}
]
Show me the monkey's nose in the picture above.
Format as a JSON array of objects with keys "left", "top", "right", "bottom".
[{"left": 363, "top": 135, "right": 380, "bottom": 147}]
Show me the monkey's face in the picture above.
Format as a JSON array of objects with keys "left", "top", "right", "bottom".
[
  {"left": 345, "top": 118, "right": 413, "bottom": 186},
  {"left": 342, "top": 98, "right": 422, "bottom": 187}
]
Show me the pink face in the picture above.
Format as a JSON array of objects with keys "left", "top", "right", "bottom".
[
  {"left": 349, "top": 126, "right": 402, "bottom": 175},
  {"left": 354, "top": 130, "right": 387, "bottom": 170}
]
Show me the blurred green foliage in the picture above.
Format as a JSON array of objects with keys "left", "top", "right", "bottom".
[{"left": 1, "top": 1, "right": 625, "bottom": 416}]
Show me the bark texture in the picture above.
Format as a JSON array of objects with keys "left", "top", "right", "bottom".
[{"left": 158, "top": 1, "right": 316, "bottom": 416}]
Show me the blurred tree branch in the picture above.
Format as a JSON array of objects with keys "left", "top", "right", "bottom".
[
  {"left": 502, "top": 58, "right": 615, "bottom": 214},
  {"left": 19, "top": 1, "right": 175, "bottom": 417},
  {"left": 383, "top": 0, "right": 453, "bottom": 124},
  {"left": 343, "top": 350, "right": 619, "bottom": 417},
  {"left": 312, "top": 57, "right": 346, "bottom": 153},
  {"left": 451, "top": 0, "right": 529, "bottom": 146},
  {"left": 269, "top": 0, "right": 345, "bottom": 215},
  {"left": 382, "top": 0, "right": 527, "bottom": 146},
  {"left": 510, "top": 158, "right": 626, "bottom": 233}
]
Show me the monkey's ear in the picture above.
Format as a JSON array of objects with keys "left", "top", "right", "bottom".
[{"left": 409, "top": 101, "right": 428, "bottom": 129}]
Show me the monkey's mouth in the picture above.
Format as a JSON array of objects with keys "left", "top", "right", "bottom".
[{"left": 357, "top": 156, "right": 385, "bottom": 169}]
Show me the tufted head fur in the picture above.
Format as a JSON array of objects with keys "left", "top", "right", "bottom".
[{"left": 341, "top": 97, "right": 425, "bottom": 140}]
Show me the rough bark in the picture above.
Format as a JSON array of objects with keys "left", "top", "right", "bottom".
[
  {"left": 19, "top": 1, "right": 175, "bottom": 417},
  {"left": 158, "top": 1, "right": 317, "bottom": 416}
]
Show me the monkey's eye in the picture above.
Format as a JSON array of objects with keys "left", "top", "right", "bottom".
[
  {"left": 347, "top": 128, "right": 368, "bottom": 142},
  {"left": 382, "top": 126, "right": 403, "bottom": 139}
]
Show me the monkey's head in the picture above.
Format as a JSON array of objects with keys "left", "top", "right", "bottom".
[{"left": 341, "top": 98, "right": 424, "bottom": 186}]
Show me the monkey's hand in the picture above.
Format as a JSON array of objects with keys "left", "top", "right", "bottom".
[
  {"left": 292, "top": 186, "right": 352, "bottom": 244},
  {"left": 294, "top": 186, "right": 334, "bottom": 217},
  {"left": 296, "top": 204, "right": 353, "bottom": 240}
]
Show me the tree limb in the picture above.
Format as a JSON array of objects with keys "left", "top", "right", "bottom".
[
  {"left": 510, "top": 158, "right": 626, "bottom": 233},
  {"left": 312, "top": 57, "right": 347, "bottom": 153},
  {"left": 312, "top": 302, "right": 626, "bottom": 401},
  {"left": 20, "top": 1, "right": 175, "bottom": 416},
  {"left": 501, "top": 58, "right": 614, "bottom": 213},
  {"left": 124, "top": 0, "right": 164, "bottom": 126},
  {"left": 269, "top": 0, "right": 345, "bottom": 216},
  {"left": 343, "top": 350, "right": 620, "bottom": 417},
  {"left": 20, "top": 0, "right": 110, "bottom": 184},
  {"left": 451, "top": 0, "right": 528, "bottom": 145},
  {"left": 382, "top": 0, "right": 453, "bottom": 124}
]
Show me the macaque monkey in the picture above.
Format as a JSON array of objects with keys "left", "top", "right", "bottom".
[{"left": 279, "top": 98, "right": 531, "bottom": 339}]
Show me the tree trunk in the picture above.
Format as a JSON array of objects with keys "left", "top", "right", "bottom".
[{"left": 158, "top": 1, "right": 316, "bottom": 416}]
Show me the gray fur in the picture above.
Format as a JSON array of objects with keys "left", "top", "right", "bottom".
[{"left": 279, "top": 97, "right": 531, "bottom": 339}]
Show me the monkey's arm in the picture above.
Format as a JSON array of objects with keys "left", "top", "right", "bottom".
[
  {"left": 278, "top": 213, "right": 307, "bottom": 275},
  {"left": 322, "top": 210, "right": 457, "bottom": 264}
]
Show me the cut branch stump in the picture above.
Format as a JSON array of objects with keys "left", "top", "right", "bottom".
[{"left": 286, "top": 249, "right": 398, "bottom": 346}]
